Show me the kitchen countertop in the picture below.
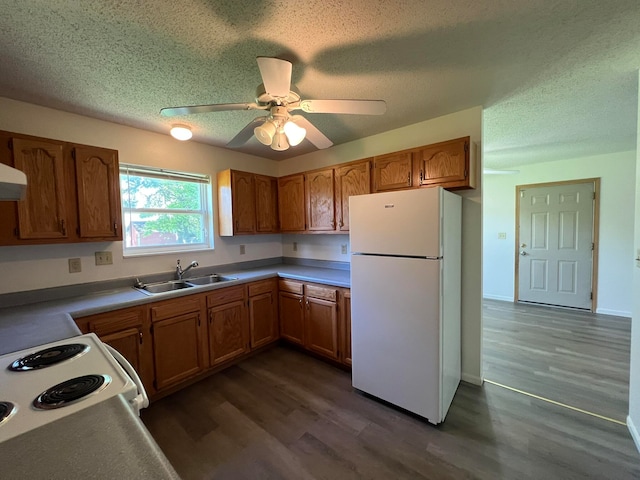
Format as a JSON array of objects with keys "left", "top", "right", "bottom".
[{"left": 0, "top": 262, "right": 350, "bottom": 479}]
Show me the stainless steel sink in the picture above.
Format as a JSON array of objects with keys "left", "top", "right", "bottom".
[
  {"left": 135, "top": 280, "right": 194, "bottom": 295},
  {"left": 185, "top": 274, "right": 237, "bottom": 286}
]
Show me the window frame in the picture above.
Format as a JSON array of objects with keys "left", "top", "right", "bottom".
[{"left": 119, "top": 163, "right": 214, "bottom": 257}]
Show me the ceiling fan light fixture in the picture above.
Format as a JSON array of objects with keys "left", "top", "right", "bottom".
[
  {"left": 271, "top": 130, "right": 289, "bottom": 151},
  {"left": 170, "top": 125, "right": 192, "bottom": 141},
  {"left": 254, "top": 120, "right": 276, "bottom": 145},
  {"left": 283, "top": 120, "right": 306, "bottom": 146}
]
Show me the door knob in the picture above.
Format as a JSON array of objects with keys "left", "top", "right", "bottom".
[
  {"left": 520, "top": 251, "right": 528, "bottom": 256},
  {"left": 520, "top": 243, "right": 526, "bottom": 248}
]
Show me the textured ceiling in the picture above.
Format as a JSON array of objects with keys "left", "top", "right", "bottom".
[{"left": 0, "top": 1, "right": 638, "bottom": 167}]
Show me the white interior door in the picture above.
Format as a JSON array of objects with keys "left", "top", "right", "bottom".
[{"left": 517, "top": 181, "right": 595, "bottom": 309}]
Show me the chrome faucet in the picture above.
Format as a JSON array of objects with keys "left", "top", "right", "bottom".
[{"left": 176, "top": 259, "right": 198, "bottom": 280}]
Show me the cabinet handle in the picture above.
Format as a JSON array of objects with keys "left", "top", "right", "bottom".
[
  {"left": 197, "top": 315, "right": 201, "bottom": 327},
  {"left": 407, "top": 172, "right": 411, "bottom": 186},
  {"left": 60, "top": 219, "right": 66, "bottom": 236},
  {"left": 419, "top": 169, "right": 424, "bottom": 185},
  {"left": 113, "top": 222, "right": 118, "bottom": 235},
  {"left": 306, "top": 299, "right": 310, "bottom": 309},
  {"left": 139, "top": 331, "right": 143, "bottom": 345},
  {"left": 330, "top": 220, "right": 335, "bottom": 228},
  {"left": 338, "top": 219, "right": 343, "bottom": 228}
]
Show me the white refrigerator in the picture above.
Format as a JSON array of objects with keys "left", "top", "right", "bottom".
[{"left": 349, "top": 186, "right": 461, "bottom": 424}]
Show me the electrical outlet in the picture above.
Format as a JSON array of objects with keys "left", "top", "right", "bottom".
[
  {"left": 240, "top": 244, "right": 246, "bottom": 255},
  {"left": 293, "top": 242, "right": 298, "bottom": 252},
  {"left": 498, "top": 232, "right": 507, "bottom": 240},
  {"left": 68, "top": 258, "right": 81, "bottom": 273},
  {"left": 95, "top": 251, "right": 113, "bottom": 266},
  {"left": 341, "top": 244, "right": 348, "bottom": 254}
]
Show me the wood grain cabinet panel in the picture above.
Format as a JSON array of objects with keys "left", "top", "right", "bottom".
[
  {"left": 74, "top": 145, "right": 121, "bottom": 239},
  {"left": 414, "top": 136, "right": 473, "bottom": 190},
  {"left": 75, "top": 306, "right": 154, "bottom": 394},
  {"left": 208, "top": 299, "right": 249, "bottom": 366},
  {"left": 248, "top": 279, "right": 278, "bottom": 349},
  {"left": 255, "top": 174, "right": 279, "bottom": 233},
  {"left": 373, "top": 151, "right": 413, "bottom": 192},
  {"left": 278, "top": 174, "right": 305, "bottom": 232},
  {"left": 279, "top": 290, "right": 305, "bottom": 345},
  {"left": 305, "top": 168, "right": 335, "bottom": 232},
  {"left": 305, "top": 295, "right": 339, "bottom": 360},
  {"left": 335, "top": 160, "right": 371, "bottom": 232},
  {"left": 12, "top": 137, "right": 67, "bottom": 239},
  {"left": 150, "top": 295, "right": 205, "bottom": 391}
]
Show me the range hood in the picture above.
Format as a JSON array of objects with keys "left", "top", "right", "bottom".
[{"left": 0, "top": 163, "right": 27, "bottom": 200}]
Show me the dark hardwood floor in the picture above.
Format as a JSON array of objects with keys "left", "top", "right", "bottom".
[
  {"left": 483, "top": 299, "right": 631, "bottom": 423},
  {"left": 142, "top": 345, "right": 640, "bottom": 479}
]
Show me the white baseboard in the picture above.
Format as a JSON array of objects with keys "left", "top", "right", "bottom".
[
  {"left": 461, "top": 373, "right": 483, "bottom": 386},
  {"left": 628, "top": 415, "right": 640, "bottom": 453},
  {"left": 482, "top": 294, "right": 513, "bottom": 302},
  {"left": 595, "top": 308, "right": 632, "bottom": 318}
]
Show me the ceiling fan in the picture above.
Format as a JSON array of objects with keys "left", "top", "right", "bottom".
[{"left": 160, "top": 57, "right": 387, "bottom": 151}]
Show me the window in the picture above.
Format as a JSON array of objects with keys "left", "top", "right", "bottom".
[{"left": 120, "top": 164, "right": 213, "bottom": 256}]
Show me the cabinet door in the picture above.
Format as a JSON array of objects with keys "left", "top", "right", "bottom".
[
  {"left": 341, "top": 291, "right": 352, "bottom": 366},
  {"left": 248, "top": 279, "right": 278, "bottom": 349},
  {"left": 232, "top": 170, "right": 256, "bottom": 234},
  {"left": 335, "top": 160, "right": 371, "bottom": 232},
  {"left": 305, "top": 296, "right": 339, "bottom": 360},
  {"left": 372, "top": 151, "right": 413, "bottom": 192},
  {"left": 278, "top": 174, "right": 305, "bottom": 232},
  {"left": 255, "top": 174, "right": 279, "bottom": 233},
  {"left": 12, "top": 138, "right": 67, "bottom": 239},
  {"left": 153, "top": 311, "right": 204, "bottom": 390},
  {"left": 279, "top": 291, "right": 305, "bottom": 345},
  {"left": 305, "top": 168, "right": 335, "bottom": 232},
  {"left": 414, "top": 136, "right": 471, "bottom": 189},
  {"left": 208, "top": 300, "right": 249, "bottom": 366},
  {"left": 74, "top": 146, "right": 121, "bottom": 239}
]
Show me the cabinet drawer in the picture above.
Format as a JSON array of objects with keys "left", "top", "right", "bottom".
[
  {"left": 89, "top": 309, "right": 143, "bottom": 336},
  {"left": 207, "top": 285, "right": 245, "bottom": 308},
  {"left": 305, "top": 284, "right": 337, "bottom": 302},
  {"left": 279, "top": 279, "right": 303, "bottom": 294},
  {"left": 151, "top": 296, "right": 201, "bottom": 322},
  {"left": 248, "top": 278, "right": 276, "bottom": 297}
]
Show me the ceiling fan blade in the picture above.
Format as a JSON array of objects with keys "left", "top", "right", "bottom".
[
  {"left": 290, "top": 115, "right": 333, "bottom": 149},
  {"left": 160, "top": 103, "right": 262, "bottom": 117},
  {"left": 256, "top": 57, "right": 292, "bottom": 98},
  {"left": 226, "top": 117, "right": 267, "bottom": 148},
  {"left": 299, "top": 99, "right": 387, "bottom": 115}
]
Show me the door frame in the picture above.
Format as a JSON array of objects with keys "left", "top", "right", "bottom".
[{"left": 514, "top": 178, "right": 600, "bottom": 312}]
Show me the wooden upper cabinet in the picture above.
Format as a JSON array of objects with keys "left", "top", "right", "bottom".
[
  {"left": 305, "top": 168, "right": 335, "bottom": 232},
  {"left": 414, "top": 136, "right": 473, "bottom": 190},
  {"left": 278, "top": 173, "right": 305, "bottom": 232},
  {"left": 74, "top": 146, "right": 122, "bottom": 240},
  {"left": 372, "top": 151, "right": 414, "bottom": 192},
  {"left": 335, "top": 160, "right": 371, "bottom": 232},
  {"left": 217, "top": 169, "right": 278, "bottom": 236},
  {"left": 254, "top": 174, "right": 279, "bottom": 233},
  {"left": 12, "top": 137, "right": 68, "bottom": 239}
]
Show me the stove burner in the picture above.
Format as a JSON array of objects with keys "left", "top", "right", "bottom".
[
  {"left": 0, "top": 401, "right": 17, "bottom": 426},
  {"left": 8, "top": 343, "right": 89, "bottom": 371},
  {"left": 33, "top": 374, "right": 111, "bottom": 410}
]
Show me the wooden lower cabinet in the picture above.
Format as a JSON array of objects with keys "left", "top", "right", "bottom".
[
  {"left": 206, "top": 285, "right": 249, "bottom": 366},
  {"left": 75, "top": 305, "right": 154, "bottom": 394},
  {"left": 150, "top": 295, "right": 205, "bottom": 391},
  {"left": 248, "top": 279, "right": 278, "bottom": 349},
  {"left": 279, "top": 279, "right": 349, "bottom": 365}
]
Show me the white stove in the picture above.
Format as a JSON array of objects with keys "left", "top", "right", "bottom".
[{"left": 0, "top": 333, "right": 148, "bottom": 443}]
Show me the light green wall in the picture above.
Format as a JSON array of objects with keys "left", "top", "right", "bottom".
[{"left": 483, "top": 151, "right": 635, "bottom": 316}]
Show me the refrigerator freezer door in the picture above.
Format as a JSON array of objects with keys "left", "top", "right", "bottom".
[
  {"left": 349, "top": 187, "right": 442, "bottom": 257},
  {"left": 351, "top": 254, "right": 442, "bottom": 423}
]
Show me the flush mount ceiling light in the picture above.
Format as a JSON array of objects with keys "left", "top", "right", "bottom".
[
  {"left": 253, "top": 106, "right": 307, "bottom": 151},
  {"left": 170, "top": 125, "right": 192, "bottom": 141}
]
